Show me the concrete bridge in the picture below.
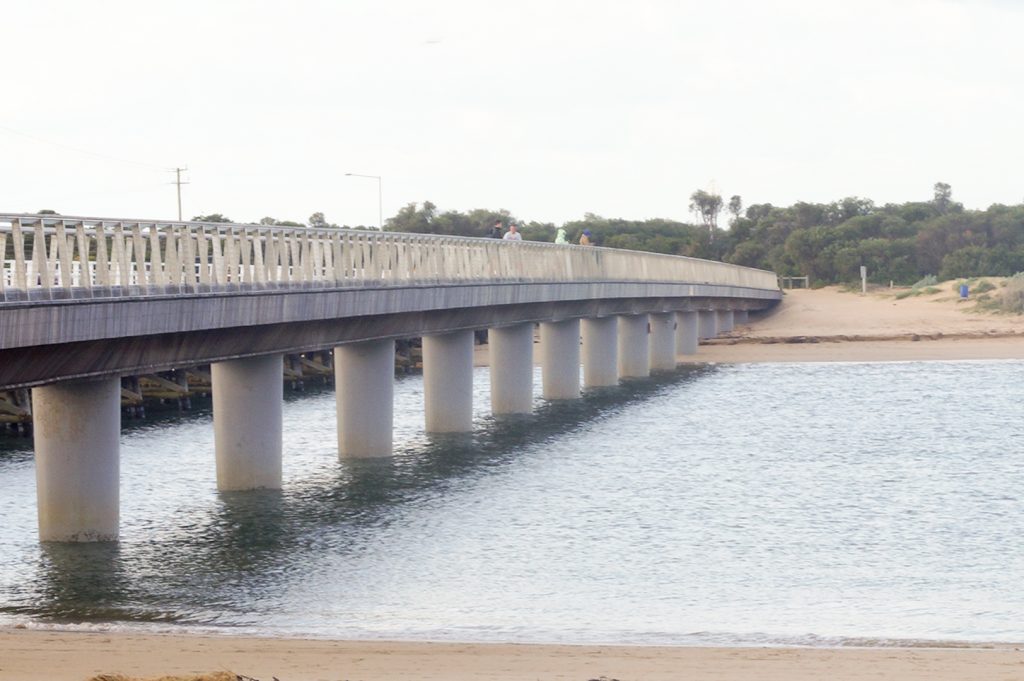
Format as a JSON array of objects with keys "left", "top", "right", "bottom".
[{"left": 0, "top": 213, "right": 781, "bottom": 542}]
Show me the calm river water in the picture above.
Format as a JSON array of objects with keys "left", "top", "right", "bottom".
[{"left": 1, "top": 360, "right": 1022, "bottom": 646}]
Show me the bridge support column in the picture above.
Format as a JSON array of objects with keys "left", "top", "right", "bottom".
[
  {"left": 335, "top": 340, "right": 394, "bottom": 458},
  {"left": 649, "top": 312, "right": 676, "bottom": 372},
  {"left": 489, "top": 323, "right": 534, "bottom": 414},
  {"left": 698, "top": 310, "right": 718, "bottom": 340},
  {"left": 581, "top": 317, "right": 618, "bottom": 388},
  {"left": 32, "top": 377, "right": 121, "bottom": 542},
  {"left": 541, "top": 319, "right": 581, "bottom": 400},
  {"left": 718, "top": 309, "right": 735, "bottom": 333},
  {"left": 212, "top": 354, "right": 283, "bottom": 491},
  {"left": 423, "top": 330, "right": 475, "bottom": 432},
  {"left": 735, "top": 309, "right": 749, "bottom": 325},
  {"left": 676, "top": 311, "right": 699, "bottom": 356},
  {"left": 618, "top": 314, "right": 650, "bottom": 378}
]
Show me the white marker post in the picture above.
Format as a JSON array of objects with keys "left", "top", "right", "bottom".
[{"left": 860, "top": 265, "right": 867, "bottom": 294}]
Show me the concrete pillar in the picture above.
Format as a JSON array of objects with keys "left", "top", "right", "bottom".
[
  {"left": 540, "top": 319, "right": 581, "bottom": 400},
  {"left": 32, "top": 378, "right": 121, "bottom": 542},
  {"left": 423, "top": 330, "right": 475, "bottom": 432},
  {"left": 676, "top": 311, "right": 699, "bottom": 356},
  {"left": 698, "top": 310, "right": 718, "bottom": 339},
  {"left": 581, "top": 316, "right": 618, "bottom": 388},
  {"left": 335, "top": 340, "right": 394, "bottom": 458},
  {"left": 489, "top": 323, "right": 534, "bottom": 414},
  {"left": 735, "top": 309, "right": 749, "bottom": 325},
  {"left": 618, "top": 314, "right": 650, "bottom": 378},
  {"left": 649, "top": 312, "right": 676, "bottom": 372},
  {"left": 718, "top": 309, "right": 735, "bottom": 333},
  {"left": 212, "top": 354, "right": 283, "bottom": 491}
]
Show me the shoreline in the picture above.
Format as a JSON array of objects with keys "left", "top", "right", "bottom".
[
  {"left": 470, "top": 333, "right": 1024, "bottom": 367},
  {"left": 2, "top": 627, "right": 1022, "bottom": 681}
]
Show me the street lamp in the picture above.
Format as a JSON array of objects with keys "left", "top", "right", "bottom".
[{"left": 345, "top": 173, "right": 383, "bottom": 230}]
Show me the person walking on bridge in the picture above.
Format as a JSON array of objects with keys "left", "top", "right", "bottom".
[
  {"left": 488, "top": 220, "right": 503, "bottom": 239},
  {"left": 579, "top": 229, "right": 593, "bottom": 246},
  {"left": 554, "top": 226, "right": 568, "bottom": 244},
  {"left": 503, "top": 223, "right": 522, "bottom": 241}
]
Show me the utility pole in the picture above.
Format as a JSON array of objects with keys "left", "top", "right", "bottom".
[{"left": 173, "top": 167, "right": 189, "bottom": 221}]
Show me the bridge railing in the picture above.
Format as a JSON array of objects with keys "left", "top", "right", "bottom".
[{"left": 0, "top": 214, "right": 778, "bottom": 300}]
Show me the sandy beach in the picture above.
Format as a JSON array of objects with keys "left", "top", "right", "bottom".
[
  {"left": 697, "top": 282, "right": 1023, "bottom": 363},
  {"left": 1, "top": 628, "right": 1022, "bottom": 681},
  {"left": 469, "top": 282, "right": 1024, "bottom": 366},
  {"left": 4, "top": 282, "right": 1024, "bottom": 681}
]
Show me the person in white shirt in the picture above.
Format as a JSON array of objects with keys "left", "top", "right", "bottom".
[{"left": 503, "top": 224, "right": 523, "bottom": 241}]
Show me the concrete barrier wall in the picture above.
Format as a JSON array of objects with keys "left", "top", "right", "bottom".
[{"left": 0, "top": 214, "right": 779, "bottom": 300}]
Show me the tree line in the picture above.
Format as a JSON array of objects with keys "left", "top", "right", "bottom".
[
  {"left": 107, "top": 181, "right": 1024, "bottom": 286},
  {"left": 381, "top": 184, "right": 1024, "bottom": 285}
]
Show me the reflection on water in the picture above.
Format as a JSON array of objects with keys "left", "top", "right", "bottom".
[{"left": 1, "top": 361, "right": 1023, "bottom": 645}]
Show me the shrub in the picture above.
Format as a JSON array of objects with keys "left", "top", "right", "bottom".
[
  {"left": 911, "top": 274, "right": 937, "bottom": 289},
  {"left": 974, "top": 279, "right": 996, "bottom": 294},
  {"left": 1001, "top": 273, "right": 1024, "bottom": 313}
]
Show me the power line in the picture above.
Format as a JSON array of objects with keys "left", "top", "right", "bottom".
[{"left": 0, "top": 123, "right": 172, "bottom": 171}]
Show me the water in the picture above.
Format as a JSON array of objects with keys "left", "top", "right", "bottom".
[{"left": 1, "top": 360, "right": 1023, "bottom": 646}]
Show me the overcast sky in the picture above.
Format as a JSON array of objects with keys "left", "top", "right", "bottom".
[{"left": 3, "top": 0, "right": 1022, "bottom": 227}]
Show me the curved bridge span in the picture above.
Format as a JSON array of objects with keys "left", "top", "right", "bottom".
[{"left": 0, "top": 214, "right": 781, "bottom": 542}]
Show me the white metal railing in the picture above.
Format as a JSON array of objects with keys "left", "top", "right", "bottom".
[{"left": 0, "top": 214, "right": 779, "bottom": 299}]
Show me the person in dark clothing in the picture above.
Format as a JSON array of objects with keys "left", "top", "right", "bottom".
[{"left": 488, "top": 220, "right": 503, "bottom": 238}]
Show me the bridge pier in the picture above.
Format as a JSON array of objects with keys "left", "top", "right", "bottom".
[
  {"left": 541, "top": 319, "right": 581, "bottom": 400},
  {"left": 423, "top": 330, "right": 475, "bottom": 432},
  {"left": 335, "top": 340, "right": 394, "bottom": 457},
  {"left": 489, "top": 323, "right": 534, "bottom": 414},
  {"left": 735, "top": 309, "right": 749, "bottom": 325},
  {"left": 718, "top": 309, "right": 735, "bottom": 333},
  {"left": 212, "top": 354, "right": 283, "bottom": 491},
  {"left": 698, "top": 310, "right": 718, "bottom": 340},
  {"left": 676, "top": 311, "right": 699, "bottom": 356},
  {"left": 581, "top": 317, "right": 618, "bottom": 388},
  {"left": 32, "top": 377, "right": 121, "bottom": 542},
  {"left": 649, "top": 312, "right": 676, "bottom": 371},
  {"left": 618, "top": 314, "right": 650, "bottom": 378}
]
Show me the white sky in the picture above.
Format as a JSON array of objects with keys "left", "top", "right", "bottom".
[{"left": 3, "top": 0, "right": 1022, "bottom": 226}]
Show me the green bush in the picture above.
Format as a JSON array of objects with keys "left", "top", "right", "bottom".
[
  {"left": 895, "top": 286, "right": 940, "bottom": 299},
  {"left": 911, "top": 274, "right": 938, "bottom": 289},
  {"left": 1001, "top": 273, "right": 1024, "bottom": 313}
]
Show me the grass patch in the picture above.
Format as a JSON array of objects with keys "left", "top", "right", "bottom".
[
  {"left": 895, "top": 285, "right": 940, "bottom": 300},
  {"left": 951, "top": 277, "right": 997, "bottom": 295}
]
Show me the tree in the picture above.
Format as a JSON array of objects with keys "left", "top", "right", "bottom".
[
  {"left": 260, "top": 216, "right": 305, "bottom": 227},
  {"left": 689, "top": 190, "right": 723, "bottom": 240},
  {"left": 384, "top": 201, "right": 436, "bottom": 233},
  {"left": 309, "top": 212, "right": 328, "bottom": 228},
  {"left": 727, "top": 195, "right": 743, "bottom": 224},
  {"left": 933, "top": 182, "right": 953, "bottom": 214},
  {"left": 36, "top": 209, "right": 59, "bottom": 215},
  {"left": 191, "top": 213, "right": 232, "bottom": 223}
]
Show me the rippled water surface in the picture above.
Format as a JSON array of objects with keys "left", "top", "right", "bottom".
[{"left": 1, "top": 360, "right": 1023, "bottom": 645}]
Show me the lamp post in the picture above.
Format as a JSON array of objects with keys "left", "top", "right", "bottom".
[{"left": 344, "top": 173, "right": 383, "bottom": 230}]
